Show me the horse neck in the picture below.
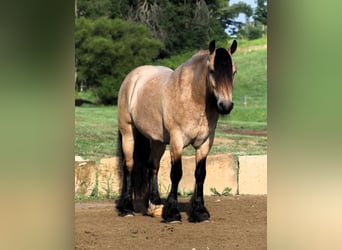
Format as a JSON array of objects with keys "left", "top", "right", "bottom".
[{"left": 190, "top": 55, "right": 215, "bottom": 109}]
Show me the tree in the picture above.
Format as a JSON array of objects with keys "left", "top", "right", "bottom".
[
  {"left": 76, "top": 0, "right": 135, "bottom": 19},
  {"left": 75, "top": 17, "right": 163, "bottom": 104},
  {"left": 254, "top": 0, "right": 267, "bottom": 26},
  {"left": 238, "top": 0, "right": 267, "bottom": 40},
  {"left": 220, "top": 1, "right": 253, "bottom": 37},
  {"left": 77, "top": 0, "right": 112, "bottom": 19},
  {"left": 124, "top": 0, "right": 226, "bottom": 55},
  {"left": 76, "top": 0, "right": 256, "bottom": 55},
  {"left": 240, "top": 22, "right": 264, "bottom": 40}
]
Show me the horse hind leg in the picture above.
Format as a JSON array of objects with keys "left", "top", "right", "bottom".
[
  {"left": 116, "top": 130, "right": 135, "bottom": 217},
  {"left": 145, "top": 141, "right": 166, "bottom": 217},
  {"left": 117, "top": 166, "right": 135, "bottom": 216}
]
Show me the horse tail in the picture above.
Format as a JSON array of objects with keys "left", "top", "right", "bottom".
[
  {"left": 116, "top": 129, "right": 150, "bottom": 199},
  {"left": 116, "top": 130, "right": 125, "bottom": 194}
]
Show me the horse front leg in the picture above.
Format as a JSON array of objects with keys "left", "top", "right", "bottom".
[
  {"left": 162, "top": 159, "right": 182, "bottom": 222},
  {"left": 190, "top": 141, "right": 211, "bottom": 222},
  {"left": 162, "top": 138, "right": 183, "bottom": 223}
]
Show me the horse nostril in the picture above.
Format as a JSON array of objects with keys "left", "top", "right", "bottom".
[
  {"left": 230, "top": 102, "right": 234, "bottom": 110},
  {"left": 226, "top": 102, "right": 234, "bottom": 113},
  {"left": 217, "top": 101, "right": 234, "bottom": 114},
  {"left": 218, "top": 101, "right": 224, "bottom": 109}
]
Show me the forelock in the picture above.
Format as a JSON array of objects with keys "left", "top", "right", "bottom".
[{"left": 214, "top": 48, "right": 232, "bottom": 75}]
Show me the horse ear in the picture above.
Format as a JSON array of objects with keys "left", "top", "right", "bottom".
[
  {"left": 229, "top": 40, "right": 237, "bottom": 54},
  {"left": 209, "top": 40, "right": 215, "bottom": 54}
]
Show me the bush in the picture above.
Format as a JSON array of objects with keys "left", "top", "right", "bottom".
[
  {"left": 75, "top": 17, "right": 164, "bottom": 105},
  {"left": 239, "top": 22, "right": 264, "bottom": 40},
  {"left": 93, "top": 77, "right": 119, "bottom": 105},
  {"left": 247, "top": 25, "right": 264, "bottom": 40}
]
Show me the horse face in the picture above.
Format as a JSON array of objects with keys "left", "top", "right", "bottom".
[{"left": 208, "top": 40, "right": 237, "bottom": 115}]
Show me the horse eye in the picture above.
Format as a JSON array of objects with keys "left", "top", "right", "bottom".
[
  {"left": 233, "top": 70, "right": 237, "bottom": 76},
  {"left": 209, "top": 69, "right": 215, "bottom": 74}
]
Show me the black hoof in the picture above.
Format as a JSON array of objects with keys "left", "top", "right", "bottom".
[
  {"left": 162, "top": 203, "right": 182, "bottom": 223},
  {"left": 119, "top": 210, "right": 135, "bottom": 217},
  {"left": 189, "top": 206, "right": 210, "bottom": 222},
  {"left": 191, "top": 211, "right": 210, "bottom": 222},
  {"left": 116, "top": 198, "right": 135, "bottom": 217}
]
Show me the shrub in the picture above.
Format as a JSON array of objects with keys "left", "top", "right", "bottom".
[
  {"left": 239, "top": 22, "right": 264, "bottom": 40},
  {"left": 75, "top": 17, "right": 164, "bottom": 105}
]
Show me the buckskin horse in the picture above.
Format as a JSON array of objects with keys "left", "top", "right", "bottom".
[{"left": 116, "top": 40, "right": 237, "bottom": 223}]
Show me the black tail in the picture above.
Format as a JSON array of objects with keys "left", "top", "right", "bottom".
[
  {"left": 117, "top": 129, "right": 151, "bottom": 199},
  {"left": 116, "top": 131, "right": 125, "bottom": 189}
]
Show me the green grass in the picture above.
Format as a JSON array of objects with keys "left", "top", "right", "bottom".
[
  {"left": 233, "top": 36, "right": 267, "bottom": 48},
  {"left": 75, "top": 105, "right": 267, "bottom": 161},
  {"left": 225, "top": 48, "right": 267, "bottom": 130},
  {"left": 75, "top": 89, "right": 98, "bottom": 103},
  {"left": 75, "top": 40, "right": 267, "bottom": 161},
  {"left": 75, "top": 106, "right": 118, "bottom": 161}
]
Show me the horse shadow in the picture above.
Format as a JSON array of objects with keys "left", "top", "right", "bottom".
[{"left": 115, "top": 198, "right": 192, "bottom": 222}]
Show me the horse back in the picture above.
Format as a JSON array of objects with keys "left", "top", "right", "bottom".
[{"left": 118, "top": 65, "right": 173, "bottom": 142}]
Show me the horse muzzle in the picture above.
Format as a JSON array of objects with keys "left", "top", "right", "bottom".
[{"left": 217, "top": 100, "right": 234, "bottom": 115}]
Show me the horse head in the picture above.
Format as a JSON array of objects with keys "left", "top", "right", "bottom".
[{"left": 207, "top": 40, "right": 237, "bottom": 115}]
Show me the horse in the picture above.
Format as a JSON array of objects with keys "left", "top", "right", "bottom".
[{"left": 116, "top": 39, "right": 237, "bottom": 223}]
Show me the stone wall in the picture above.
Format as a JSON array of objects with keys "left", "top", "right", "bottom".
[{"left": 75, "top": 152, "right": 267, "bottom": 197}]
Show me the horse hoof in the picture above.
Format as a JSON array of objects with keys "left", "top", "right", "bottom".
[
  {"left": 189, "top": 210, "right": 210, "bottom": 223},
  {"left": 164, "top": 217, "right": 182, "bottom": 224},
  {"left": 146, "top": 204, "right": 164, "bottom": 217},
  {"left": 194, "top": 214, "right": 210, "bottom": 223},
  {"left": 199, "top": 218, "right": 210, "bottom": 223},
  {"left": 163, "top": 212, "right": 182, "bottom": 223},
  {"left": 123, "top": 212, "right": 135, "bottom": 217},
  {"left": 118, "top": 210, "right": 135, "bottom": 217},
  {"left": 168, "top": 220, "right": 182, "bottom": 224}
]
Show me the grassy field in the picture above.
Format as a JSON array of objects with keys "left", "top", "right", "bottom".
[
  {"left": 75, "top": 39, "right": 267, "bottom": 162},
  {"left": 226, "top": 48, "right": 267, "bottom": 130}
]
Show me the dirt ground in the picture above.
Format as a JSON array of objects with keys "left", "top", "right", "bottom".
[{"left": 75, "top": 195, "right": 267, "bottom": 249}]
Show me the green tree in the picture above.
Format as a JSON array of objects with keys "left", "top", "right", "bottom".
[
  {"left": 77, "top": 0, "right": 112, "bottom": 19},
  {"left": 75, "top": 17, "right": 163, "bottom": 104},
  {"left": 76, "top": 0, "right": 130, "bottom": 19},
  {"left": 254, "top": 0, "right": 267, "bottom": 26},
  {"left": 76, "top": 0, "right": 255, "bottom": 55},
  {"left": 238, "top": 0, "right": 267, "bottom": 40},
  {"left": 221, "top": 1, "right": 253, "bottom": 37},
  {"left": 240, "top": 22, "right": 264, "bottom": 40},
  {"left": 125, "top": 0, "right": 219, "bottom": 55}
]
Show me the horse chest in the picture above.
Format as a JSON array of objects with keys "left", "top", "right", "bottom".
[{"left": 182, "top": 115, "right": 214, "bottom": 147}]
